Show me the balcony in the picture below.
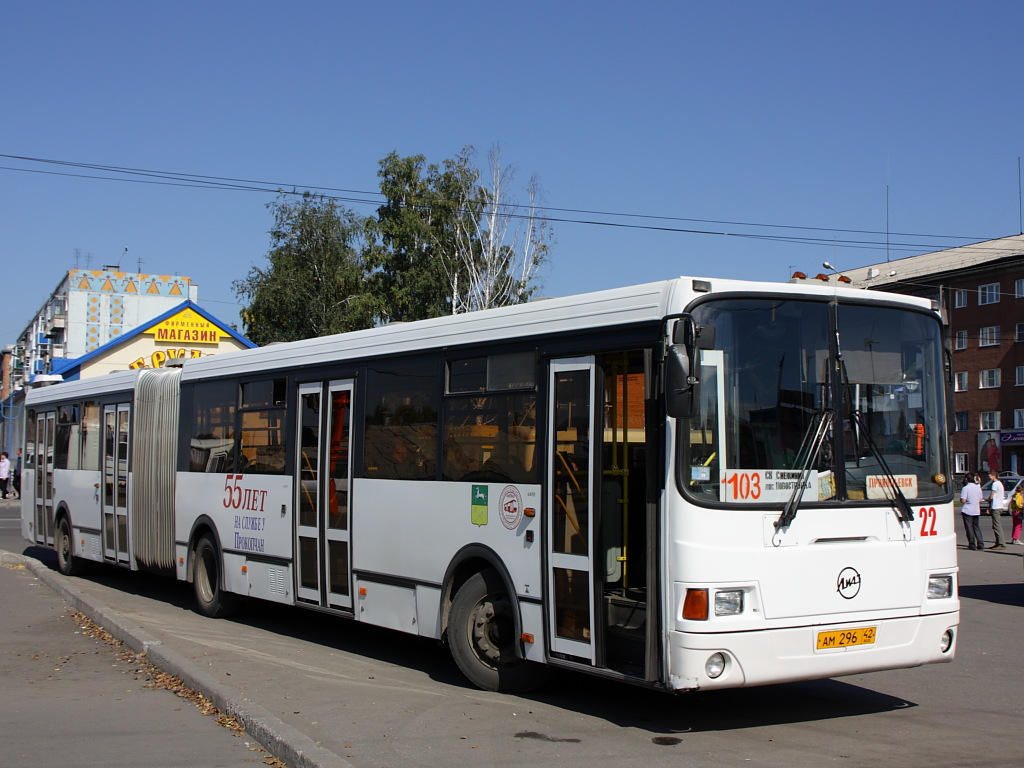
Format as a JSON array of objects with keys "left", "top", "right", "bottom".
[{"left": 46, "top": 314, "right": 66, "bottom": 337}]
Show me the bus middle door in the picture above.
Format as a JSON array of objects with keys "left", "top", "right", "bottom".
[{"left": 295, "top": 380, "right": 354, "bottom": 612}]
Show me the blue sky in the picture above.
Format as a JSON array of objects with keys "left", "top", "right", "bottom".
[{"left": 3, "top": 1, "right": 1023, "bottom": 342}]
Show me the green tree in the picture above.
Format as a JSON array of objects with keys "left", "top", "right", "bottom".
[
  {"left": 364, "top": 148, "right": 485, "bottom": 323},
  {"left": 234, "top": 193, "right": 372, "bottom": 344}
]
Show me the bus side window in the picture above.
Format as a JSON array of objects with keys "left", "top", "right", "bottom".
[
  {"left": 363, "top": 359, "right": 438, "bottom": 481},
  {"left": 188, "top": 381, "right": 236, "bottom": 472}
]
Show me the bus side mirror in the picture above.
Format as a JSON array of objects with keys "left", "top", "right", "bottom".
[
  {"left": 665, "top": 317, "right": 714, "bottom": 418},
  {"left": 665, "top": 344, "right": 697, "bottom": 418},
  {"left": 673, "top": 316, "right": 716, "bottom": 349}
]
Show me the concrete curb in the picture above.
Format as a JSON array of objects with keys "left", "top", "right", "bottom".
[{"left": 1, "top": 550, "right": 352, "bottom": 768}]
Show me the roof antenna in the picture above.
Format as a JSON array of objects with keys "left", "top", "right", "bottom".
[{"left": 104, "top": 247, "right": 128, "bottom": 271}]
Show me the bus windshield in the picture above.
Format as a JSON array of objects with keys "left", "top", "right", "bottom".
[{"left": 684, "top": 296, "right": 949, "bottom": 507}]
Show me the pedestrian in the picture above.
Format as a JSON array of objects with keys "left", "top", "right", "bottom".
[
  {"left": 1011, "top": 485, "right": 1024, "bottom": 545},
  {"left": 959, "top": 473, "right": 984, "bottom": 550},
  {"left": 12, "top": 449, "right": 21, "bottom": 499},
  {"left": 0, "top": 452, "right": 9, "bottom": 500},
  {"left": 986, "top": 471, "right": 1007, "bottom": 550}
]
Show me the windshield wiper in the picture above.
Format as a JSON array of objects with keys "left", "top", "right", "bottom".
[
  {"left": 775, "top": 409, "right": 834, "bottom": 530},
  {"left": 849, "top": 410, "right": 915, "bottom": 524}
]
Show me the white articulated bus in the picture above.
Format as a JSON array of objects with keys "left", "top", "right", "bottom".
[{"left": 22, "top": 276, "right": 959, "bottom": 693}]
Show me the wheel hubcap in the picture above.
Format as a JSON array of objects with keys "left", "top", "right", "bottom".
[{"left": 470, "top": 595, "right": 514, "bottom": 665}]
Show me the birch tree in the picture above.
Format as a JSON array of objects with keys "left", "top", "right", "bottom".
[{"left": 450, "top": 145, "right": 550, "bottom": 313}]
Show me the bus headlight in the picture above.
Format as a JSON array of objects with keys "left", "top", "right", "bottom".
[
  {"left": 705, "top": 652, "right": 727, "bottom": 679},
  {"left": 927, "top": 574, "right": 953, "bottom": 599},
  {"left": 714, "top": 589, "right": 744, "bottom": 616}
]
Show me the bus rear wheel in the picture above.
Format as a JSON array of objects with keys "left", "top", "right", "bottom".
[
  {"left": 192, "top": 533, "right": 240, "bottom": 618},
  {"left": 55, "top": 516, "right": 87, "bottom": 577},
  {"left": 448, "top": 569, "right": 548, "bottom": 693}
]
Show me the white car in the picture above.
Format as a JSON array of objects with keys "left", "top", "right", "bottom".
[{"left": 981, "top": 476, "right": 1022, "bottom": 515}]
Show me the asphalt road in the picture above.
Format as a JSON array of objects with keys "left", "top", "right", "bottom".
[{"left": 2, "top": 497, "right": 1022, "bottom": 768}]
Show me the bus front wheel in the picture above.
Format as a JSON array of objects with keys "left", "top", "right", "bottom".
[
  {"left": 192, "top": 533, "right": 240, "bottom": 618},
  {"left": 448, "top": 569, "right": 548, "bottom": 693}
]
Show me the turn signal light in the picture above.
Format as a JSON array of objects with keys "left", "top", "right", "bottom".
[{"left": 682, "top": 588, "right": 709, "bottom": 620}]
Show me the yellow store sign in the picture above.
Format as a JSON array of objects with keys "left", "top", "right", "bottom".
[
  {"left": 143, "top": 307, "right": 231, "bottom": 344},
  {"left": 128, "top": 307, "right": 238, "bottom": 370},
  {"left": 129, "top": 348, "right": 206, "bottom": 370}
]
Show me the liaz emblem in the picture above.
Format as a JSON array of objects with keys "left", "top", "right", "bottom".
[{"left": 836, "top": 567, "right": 862, "bottom": 599}]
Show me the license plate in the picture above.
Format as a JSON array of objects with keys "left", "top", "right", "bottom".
[{"left": 816, "top": 626, "right": 877, "bottom": 650}]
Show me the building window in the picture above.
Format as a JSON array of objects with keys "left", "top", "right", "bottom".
[
  {"left": 1016, "top": 278, "right": 1024, "bottom": 298},
  {"left": 954, "top": 453, "right": 969, "bottom": 474},
  {"left": 955, "top": 330, "right": 968, "bottom": 350},
  {"left": 954, "top": 289, "right": 968, "bottom": 308},
  {"left": 1018, "top": 366, "right": 1024, "bottom": 386},
  {"left": 980, "top": 369, "right": 1001, "bottom": 389},
  {"left": 955, "top": 372, "right": 968, "bottom": 392},
  {"left": 955, "top": 411, "right": 968, "bottom": 432},
  {"left": 978, "top": 283, "right": 1000, "bottom": 305},
  {"left": 981, "top": 411, "right": 1001, "bottom": 430},
  {"left": 1016, "top": 409, "right": 1024, "bottom": 429},
  {"left": 979, "top": 326, "right": 1000, "bottom": 347},
  {"left": 1018, "top": 323, "right": 1024, "bottom": 343}
]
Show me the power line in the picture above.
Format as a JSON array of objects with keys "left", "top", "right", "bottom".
[{"left": 0, "top": 152, "right": 1007, "bottom": 256}]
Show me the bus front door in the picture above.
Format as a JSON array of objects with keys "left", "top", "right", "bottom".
[
  {"left": 546, "top": 358, "right": 598, "bottom": 665},
  {"left": 295, "top": 380, "right": 354, "bottom": 612}
]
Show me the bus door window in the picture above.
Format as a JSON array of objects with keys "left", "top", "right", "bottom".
[
  {"left": 297, "top": 388, "right": 321, "bottom": 595},
  {"left": 296, "top": 381, "right": 354, "bottom": 609},
  {"left": 102, "top": 403, "right": 130, "bottom": 562},
  {"left": 599, "top": 349, "right": 653, "bottom": 678},
  {"left": 550, "top": 365, "right": 594, "bottom": 650},
  {"left": 326, "top": 387, "right": 351, "bottom": 600}
]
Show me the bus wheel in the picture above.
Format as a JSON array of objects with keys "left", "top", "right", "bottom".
[
  {"left": 192, "top": 533, "right": 240, "bottom": 618},
  {"left": 448, "top": 569, "right": 548, "bottom": 693},
  {"left": 55, "top": 516, "right": 87, "bottom": 577}
]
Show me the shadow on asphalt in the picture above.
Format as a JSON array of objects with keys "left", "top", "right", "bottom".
[
  {"left": 18, "top": 546, "right": 918, "bottom": 735},
  {"left": 959, "top": 582, "right": 1024, "bottom": 608}
]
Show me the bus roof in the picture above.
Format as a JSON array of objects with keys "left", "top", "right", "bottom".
[
  {"left": 25, "top": 275, "right": 937, "bottom": 398},
  {"left": 176, "top": 275, "right": 936, "bottom": 382}
]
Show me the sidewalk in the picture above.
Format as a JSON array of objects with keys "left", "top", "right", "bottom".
[
  {"left": 0, "top": 556, "right": 285, "bottom": 768},
  {"left": 0, "top": 549, "right": 351, "bottom": 768}
]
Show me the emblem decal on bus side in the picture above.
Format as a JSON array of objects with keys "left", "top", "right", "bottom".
[
  {"left": 499, "top": 486, "right": 523, "bottom": 530},
  {"left": 836, "top": 567, "right": 862, "bottom": 599},
  {"left": 471, "top": 485, "right": 488, "bottom": 527}
]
